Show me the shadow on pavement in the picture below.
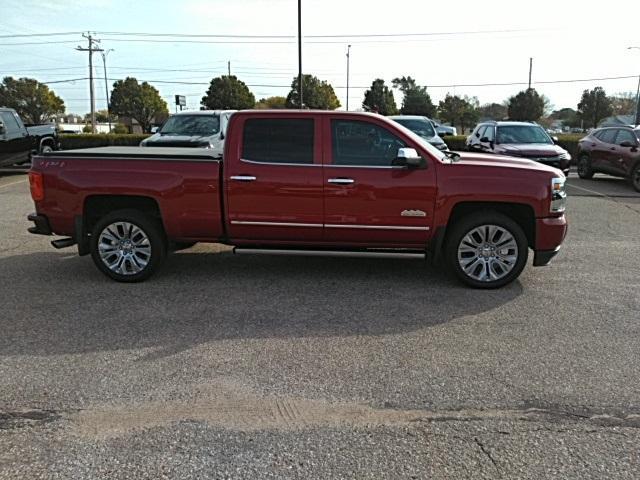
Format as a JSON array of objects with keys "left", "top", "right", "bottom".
[{"left": 0, "top": 250, "right": 522, "bottom": 358}]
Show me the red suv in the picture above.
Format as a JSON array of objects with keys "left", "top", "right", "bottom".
[
  {"left": 576, "top": 126, "right": 640, "bottom": 192},
  {"left": 466, "top": 121, "right": 571, "bottom": 176}
]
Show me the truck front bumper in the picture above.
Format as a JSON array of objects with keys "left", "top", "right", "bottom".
[
  {"left": 533, "top": 215, "right": 567, "bottom": 266},
  {"left": 27, "top": 213, "right": 52, "bottom": 235}
]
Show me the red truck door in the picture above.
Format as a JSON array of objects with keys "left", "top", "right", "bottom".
[
  {"left": 322, "top": 116, "right": 437, "bottom": 247},
  {"left": 225, "top": 115, "right": 324, "bottom": 242}
]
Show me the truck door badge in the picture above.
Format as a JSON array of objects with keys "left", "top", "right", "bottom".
[{"left": 401, "top": 209, "right": 426, "bottom": 217}]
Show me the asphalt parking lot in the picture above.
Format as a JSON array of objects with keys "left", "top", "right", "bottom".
[{"left": 1, "top": 172, "right": 639, "bottom": 479}]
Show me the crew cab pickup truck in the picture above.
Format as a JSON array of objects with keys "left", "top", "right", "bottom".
[
  {"left": 0, "top": 107, "right": 59, "bottom": 167},
  {"left": 27, "top": 110, "right": 567, "bottom": 288}
]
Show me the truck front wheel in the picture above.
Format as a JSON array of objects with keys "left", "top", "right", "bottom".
[
  {"left": 446, "top": 212, "right": 528, "bottom": 288},
  {"left": 90, "top": 209, "right": 167, "bottom": 282}
]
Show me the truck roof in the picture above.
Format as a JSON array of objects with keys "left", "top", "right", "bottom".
[
  {"left": 171, "top": 110, "right": 236, "bottom": 116},
  {"left": 44, "top": 146, "right": 221, "bottom": 161}
]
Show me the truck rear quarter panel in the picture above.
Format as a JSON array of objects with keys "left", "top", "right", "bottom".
[{"left": 32, "top": 156, "right": 223, "bottom": 240}]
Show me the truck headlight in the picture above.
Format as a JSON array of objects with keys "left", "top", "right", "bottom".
[{"left": 550, "top": 177, "right": 566, "bottom": 213}]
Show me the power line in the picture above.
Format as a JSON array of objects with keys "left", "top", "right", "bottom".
[{"left": 0, "top": 31, "right": 83, "bottom": 39}]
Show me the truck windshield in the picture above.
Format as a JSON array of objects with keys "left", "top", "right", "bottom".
[
  {"left": 496, "top": 125, "right": 553, "bottom": 144},
  {"left": 394, "top": 119, "right": 436, "bottom": 138},
  {"left": 160, "top": 115, "right": 220, "bottom": 136}
]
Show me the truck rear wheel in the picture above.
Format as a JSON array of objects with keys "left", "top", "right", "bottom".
[
  {"left": 446, "top": 212, "right": 528, "bottom": 289},
  {"left": 90, "top": 209, "right": 167, "bottom": 282}
]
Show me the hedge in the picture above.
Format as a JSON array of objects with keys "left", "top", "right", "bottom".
[
  {"left": 59, "top": 134, "right": 150, "bottom": 150},
  {"left": 443, "top": 133, "right": 583, "bottom": 164}
]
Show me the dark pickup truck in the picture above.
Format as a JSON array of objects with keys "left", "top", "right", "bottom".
[
  {"left": 0, "top": 107, "right": 59, "bottom": 167},
  {"left": 27, "top": 110, "right": 568, "bottom": 288}
]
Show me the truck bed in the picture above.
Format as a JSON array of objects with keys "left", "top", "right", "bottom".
[{"left": 33, "top": 146, "right": 224, "bottom": 241}]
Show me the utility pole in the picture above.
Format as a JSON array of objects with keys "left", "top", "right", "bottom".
[
  {"left": 629, "top": 47, "right": 640, "bottom": 126},
  {"left": 76, "top": 33, "right": 103, "bottom": 134},
  {"left": 101, "top": 49, "right": 114, "bottom": 132},
  {"left": 528, "top": 57, "right": 533, "bottom": 90},
  {"left": 297, "top": 0, "right": 303, "bottom": 109},
  {"left": 228, "top": 60, "right": 231, "bottom": 76},
  {"left": 346, "top": 44, "right": 351, "bottom": 111}
]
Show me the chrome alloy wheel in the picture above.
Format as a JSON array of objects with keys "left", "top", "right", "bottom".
[
  {"left": 457, "top": 224, "right": 519, "bottom": 282},
  {"left": 97, "top": 222, "right": 151, "bottom": 275}
]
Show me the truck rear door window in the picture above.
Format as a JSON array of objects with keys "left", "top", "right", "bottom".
[
  {"left": 331, "top": 120, "right": 406, "bottom": 167},
  {"left": 0, "top": 112, "right": 21, "bottom": 133},
  {"left": 242, "top": 118, "right": 314, "bottom": 164}
]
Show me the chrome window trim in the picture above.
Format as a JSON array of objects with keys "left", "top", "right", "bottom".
[
  {"left": 325, "top": 164, "right": 406, "bottom": 169},
  {"left": 240, "top": 158, "right": 321, "bottom": 167}
]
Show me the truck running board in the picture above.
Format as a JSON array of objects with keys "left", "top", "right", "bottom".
[
  {"left": 51, "top": 237, "right": 76, "bottom": 249},
  {"left": 233, "top": 247, "right": 425, "bottom": 260}
]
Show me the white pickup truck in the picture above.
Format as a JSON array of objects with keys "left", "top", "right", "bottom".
[{"left": 140, "top": 109, "right": 235, "bottom": 158}]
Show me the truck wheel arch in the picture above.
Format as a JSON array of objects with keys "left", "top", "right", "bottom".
[
  {"left": 83, "top": 195, "right": 165, "bottom": 243},
  {"left": 431, "top": 202, "right": 536, "bottom": 263}
]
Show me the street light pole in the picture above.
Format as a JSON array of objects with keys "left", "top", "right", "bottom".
[
  {"left": 346, "top": 44, "right": 351, "bottom": 111},
  {"left": 628, "top": 47, "right": 640, "bottom": 126},
  {"left": 101, "top": 49, "right": 114, "bottom": 132}
]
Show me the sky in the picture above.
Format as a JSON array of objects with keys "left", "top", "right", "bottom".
[{"left": 1, "top": 0, "right": 639, "bottom": 116}]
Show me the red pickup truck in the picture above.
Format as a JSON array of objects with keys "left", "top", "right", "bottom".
[{"left": 27, "top": 111, "right": 567, "bottom": 288}]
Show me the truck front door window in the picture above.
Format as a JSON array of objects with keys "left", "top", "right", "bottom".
[
  {"left": 331, "top": 120, "right": 406, "bottom": 167},
  {"left": 243, "top": 118, "right": 314, "bottom": 164}
]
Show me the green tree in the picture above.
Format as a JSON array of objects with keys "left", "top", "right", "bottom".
[
  {"left": 549, "top": 107, "right": 580, "bottom": 128},
  {"left": 0, "top": 76, "right": 65, "bottom": 123},
  {"left": 478, "top": 102, "right": 508, "bottom": 120},
  {"left": 110, "top": 77, "right": 168, "bottom": 133},
  {"left": 577, "top": 87, "right": 613, "bottom": 128},
  {"left": 362, "top": 79, "right": 397, "bottom": 115},
  {"left": 286, "top": 74, "right": 340, "bottom": 110},
  {"left": 438, "top": 94, "right": 479, "bottom": 134},
  {"left": 610, "top": 92, "right": 637, "bottom": 116},
  {"left": 84, "top": 109, "right": 116, "bottom": 123},
  {"left": 255, "top": 96, "right": 287, "bottom": 109},
  {"left": 201, "top": 75, "right": 255, "bottom": 110},
  {"left": 391, "top": 76, "right": 435, "bottom": 116},
  {"left": 507, "top": 88, "right": 546, "bottom": 121}
]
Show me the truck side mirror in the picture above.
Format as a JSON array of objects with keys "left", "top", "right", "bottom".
[
  {"left": 0, "top": 121, "right": 5, "bottom": 135},
  {"left": 480, "top": 136, "right": 490, "bottom": 143},
  {"left": 552, "top": 136, "right": 559, "bottom": 144},
  {"left": 394, "top": 147, "right": 425, "bottom": 168}
]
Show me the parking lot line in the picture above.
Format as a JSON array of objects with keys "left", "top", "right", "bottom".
[{"left": 0, "top": 179, "right": 27, "bottom": 190}]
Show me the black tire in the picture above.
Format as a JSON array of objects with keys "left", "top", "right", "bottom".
[
  {"left": 577, "top": 154, "right": 594, "bottom": 179},
  {"left": 630, "top": 163, "right": 640, "bottom": 193},
  {"left": 40, "top": 144, "right": 53, "bottom": 154},
  {"left": 445, "top": 211, "right": 529, "bottom": 289},
  {"left": 90, "top": 209, "right": 167, "bottom": 282}
]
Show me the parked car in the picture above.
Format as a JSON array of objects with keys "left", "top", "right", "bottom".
[
  {"left": 389, "top": 115, "right": 449, "bottom": 151},
  {"left": 28, "top": 111, "right": 567, "bottom": 289},
  {"left": 466, "top": 121, "right": 571, "bottom": 176},
  {"left": 140, "top": 110, "right": 235, "bottom": 157},
  {"left": 576, "top": 126, "right": 640, "bottom": 191},
  {"left": 432, "top": 120, "right": 457, "bottom": 136},
  {"left": 0, "top": 107, "right": 59, "bottom": 167}
]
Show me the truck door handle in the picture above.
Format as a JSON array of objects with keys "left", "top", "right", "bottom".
[
  {"left": 328, "top": 178, "right": 355, "bottom": 185},
  {"left": 230, "top": 175, "right": 257, "bottom": 182}
]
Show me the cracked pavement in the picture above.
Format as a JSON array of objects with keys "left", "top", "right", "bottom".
[{"left": 1, "top": 173, "right": 639, "bottom": 479}]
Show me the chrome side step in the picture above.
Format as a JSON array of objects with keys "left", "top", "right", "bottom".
[{"left": 233, "top": 247, "right": 425, "bottom": 260}]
